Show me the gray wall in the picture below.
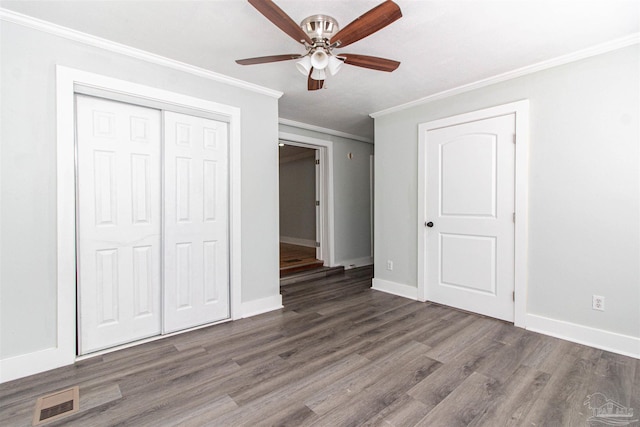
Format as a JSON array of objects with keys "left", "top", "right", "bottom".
[
  {"left": 279, "top": 124, "right": 374, "bottom": 265},
  {"left": 279, "top": 149, "right": 316, "bottom": 243},
  {"left": 374, "top": 45, "right": 639, "bottom": 338},
  {"left": 1, "top": 21, "right": 280, "bottom": 359}
]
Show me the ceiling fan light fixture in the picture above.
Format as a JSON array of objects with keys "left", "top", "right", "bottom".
[
  {"left": 295, "top": 55, "right": 312, "bottom": 76},
  {"left": 327, "top": 55, "right": 342, "bottom": 76},
  {"left": 310, "top": 67, "right": 326, "bottom": 81},
  {"left": 310, "top": 49, "right": 329, "bottom": 71}
]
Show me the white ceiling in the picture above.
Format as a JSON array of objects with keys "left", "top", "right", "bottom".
[{"left": 2, "top": 0, "right": 639, "bottom": 140}]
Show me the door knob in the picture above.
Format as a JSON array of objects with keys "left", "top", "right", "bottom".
[{"left": 426, "top": 221, "right": 434, "bottom": 228}]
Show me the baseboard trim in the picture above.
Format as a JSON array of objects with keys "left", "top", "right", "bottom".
[
  {"left": 280, "top": 236, "right": 316, "bottom": 248},
  {"left": 339, "top": 256, "right": 373, "bottom": 269},
  {"left": 526, "top": 314, "right": 640, "bottom": 359},
  {"left": 0, "top": 347, "right": 74, "bottom": 384},
  {"left": 2, "top": 295, "right": 285, "bottom": 383},
  {"left": 371, "top": 278, "right": 418, "bottom": 300},
  {"left": 241, "top": 295, "right": 284, "bottom": 318},
  {"left": 370, "top": 279, "right": 640, "bottom": 359}
]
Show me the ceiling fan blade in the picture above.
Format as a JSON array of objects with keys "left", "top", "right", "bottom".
[
  {"left": 308, "top": 69, "right": 324, "bottom": 91},
  {"left": 236, "top": 54, "right": 302, "bottom": 65},
  {"left": 340, "top": 54, "right": 400, "bottom": 72},
  {"left": 248, "top": 0, "right": 313, "bottom": 44},
  {"left": 330, "top": 0, "right": 402, "bottom": 48}
]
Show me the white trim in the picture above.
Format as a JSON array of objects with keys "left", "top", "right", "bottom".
[
  {"left": 278, "top": 118, "right": 373, "bottom": 144},
  {"left": 372, "top": 278, "right": 418, "bottom": 301},
  {"left": 314, "top": 149, "right": 322, "bottom": 261},
  {"left": 339, "top": 256, "right": 374, "bottom": 270},
  {"left": 512, "top": 103, "right": 530, "bottom": 328},
  {"left": 368, "top": 284, "right": 640, "bottom": 360},
  {"left": 417, "top": 100, "right": 529, "bottom": 327},
  {"left": 369, "top": 154, "right": 374, "bottom": 258},
  {"left": 279, "top": 132, "right": 335, "bottom": 267},
  {"left": 241, "top": 295, "right": 283, "bottom": 318},
  {"left": 0, "top": 65, "right": 244, "bottom": 383},
  {"left": 229, "top": 104, "right": 243, "bottom": 322},
  {"left": 526, "top": 314, "right": 640, "bottom": 360},
  {"left": 0, "top": 8, "right": 282, "bottom": 99},
  {"left": 280, "top": 236, "right": 316, "bottom": 248},
  {"left": 0, "top": 347, "right": 68, "bottom": 383},
  {"left": 371, "top": 34, "right": 640, "bottom": 118}
]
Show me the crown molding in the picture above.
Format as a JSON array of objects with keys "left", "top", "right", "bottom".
[
  {"left": 0, "top": 8, "right": 283, "bottom": 99},
  {"left": 371, "top": 33, "right": 640, "bottom": 118},
  {"left": 278, "top": 118, "right": 373, "bottom": 144}
]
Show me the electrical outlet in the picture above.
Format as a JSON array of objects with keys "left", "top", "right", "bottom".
[
  {"left": 592, "top": 295, "right": 605, "bottom": 311},
  {"left": 386, "top": 260, "right": 393, "bottom": 271}
]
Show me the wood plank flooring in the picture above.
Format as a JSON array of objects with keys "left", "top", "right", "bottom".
[
  {"left": 1, "top": 266, "right": 638, "bottom": 426},
  {"left": 280, "top": 243, "right": 323, "bottom": 276}
]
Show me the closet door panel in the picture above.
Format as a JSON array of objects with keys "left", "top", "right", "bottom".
[
  {"left": 76, "top": 95, "right": 162, "bottom": 354},
  {"left": 164, "top": 111, "right": 230, "bottom": 333}
]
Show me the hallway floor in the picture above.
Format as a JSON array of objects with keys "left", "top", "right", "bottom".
[{"left": 280, "top": 242, "right": 323, "bottom": 276}]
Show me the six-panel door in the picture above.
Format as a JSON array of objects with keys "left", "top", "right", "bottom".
[
  {"left": 76, "top": 96, "right": 230, "bottom": 354},
  {"left": 163, "top": 111, "right": 230, "bottom": 333},
  {"left": 76, "top": 95, "right": 163, "bottom": 354}
]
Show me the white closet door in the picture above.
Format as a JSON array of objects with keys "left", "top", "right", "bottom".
[
  {"left": 163, "top": 111, "right": 230, "bottom": 333},
  {"left": 76, "top": 95, "right": 162, "bottom": 354}
]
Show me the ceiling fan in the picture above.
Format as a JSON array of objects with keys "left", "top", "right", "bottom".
[{"left": 236, "top": 0, "right": 402, "bottom": 91}]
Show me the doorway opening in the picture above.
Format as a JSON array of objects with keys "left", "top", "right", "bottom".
[
  {"left": 277, "top": 131, "right": 335, "bottom": 283},
  {"left": 279, "top": 144, "right": 324, "bottom": 276}
]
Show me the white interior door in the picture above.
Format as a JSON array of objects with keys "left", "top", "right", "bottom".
[
  {"left": 425, "top": 114, "right": 515, "bottom": 321},
  {"left": 76, "top": 95, "right": 162, "bottom": 354},
  {"left": 163, "top": 111, "right": 230, "bottom": 333}
]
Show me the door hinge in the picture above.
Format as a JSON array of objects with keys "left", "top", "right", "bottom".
[
  {"left": 513, "top": 212, "right": 516, "bottom": 223},
  {"left": 315, "top": 200, "right": 320, "bottom": 206},
  {"left": 315, "top": 241, "right": 320, "bottom": 247},
  {"left": 513, "top": 291, "right": 515, "bottom": 301},
  {"left": 513, "top": 134, "right": 517, "bottom": 144},
  {"left": 315, "top": 159, "right": 320, "bottom": 165}
]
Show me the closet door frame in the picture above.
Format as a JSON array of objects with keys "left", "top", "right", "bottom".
[{"left": 57, "top": 66, "right": 242, "bottom": 364}]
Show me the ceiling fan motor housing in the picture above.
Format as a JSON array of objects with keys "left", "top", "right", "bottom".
[{"left": 300, "top": 15, "right": 339, "bottom": 42}]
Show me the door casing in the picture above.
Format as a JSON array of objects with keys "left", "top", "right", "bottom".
[{"left": 417, "top": 100, "right": 529, "bottom": 327}]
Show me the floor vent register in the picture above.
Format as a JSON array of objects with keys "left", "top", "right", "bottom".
[{"left": 32, "top": 386, "right": 79, "bottom": 426}]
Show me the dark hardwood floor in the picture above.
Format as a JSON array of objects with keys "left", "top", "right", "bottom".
[{"left": 1, "top": 266, "right": 638, "bottom": 426}]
